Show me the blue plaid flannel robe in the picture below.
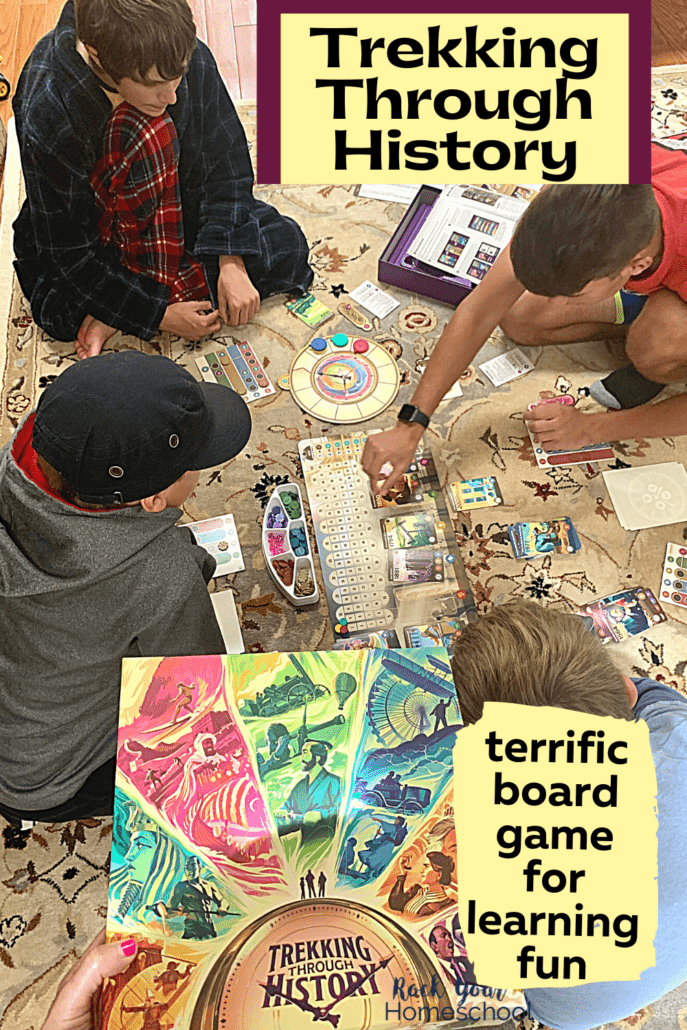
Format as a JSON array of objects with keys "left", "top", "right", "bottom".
[{"left": 12, "top": 1, "right": 310, "bottom": 341}]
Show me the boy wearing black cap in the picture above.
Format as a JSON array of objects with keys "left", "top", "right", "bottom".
[{"left": 0, "top": 351, "right": 251, "bottom": 827}]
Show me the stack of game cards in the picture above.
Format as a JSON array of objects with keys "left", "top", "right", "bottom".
[
  {"left": 508, "top": 517, "right": 581, "bottom": 559},
  {"left": 578, "top": 587, "right": 667, "bottom": 643}
]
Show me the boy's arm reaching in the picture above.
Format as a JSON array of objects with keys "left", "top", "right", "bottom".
[
  {"left": 188, "top": 42, "right": 262, "bottom": 326},
  {"left": 361, "top": 244, "right": 526, "bottom": 492}
]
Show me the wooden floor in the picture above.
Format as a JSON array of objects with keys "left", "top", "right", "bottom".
[
  {"left": 652, "top": 0, "right": 687, "bottom": 67},
  {"left": 0, "top": 2, "right": 685, "bottom": 131},
  {"left": 0, "top": 0, "right": 256, "bottom": 129}
]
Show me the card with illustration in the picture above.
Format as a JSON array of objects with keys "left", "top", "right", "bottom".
[
  {"left": 382, "top": 512, "right": 440, "bottom": 549},
  {"left": 449, "top": 476, "right": 503, "bottom": 512},
  {"left": 404, "top": 614, "right": 471, "bottom": 649},
  {"left": 333, "top": 629, "right": 401, "bottom": 650},
  {"left": 508, "top": 518, "right": 581, "bottom": 559},
  {"left": 285, "top": 292, "right": 334, "bottom": 328},
  {"left": 373, "top": 469, "right": 423, "bottom": 508},
  {"left": 389, "top": 549, "right": 446, "bottom": 584},
  {"left": 580, "top": 587, "right": 667, "bottom": 643}
]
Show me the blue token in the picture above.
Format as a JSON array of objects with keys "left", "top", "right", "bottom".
[{"left": 310, "top": 337, "right": 327, "bottom": 352}]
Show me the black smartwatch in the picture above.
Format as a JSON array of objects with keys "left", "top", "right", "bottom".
[{"left": 398, "top": 403, "right": 430, "bottom": 429}]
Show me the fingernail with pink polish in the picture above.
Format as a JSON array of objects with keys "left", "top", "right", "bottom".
[{"left": 120, "top": 938, "right": 137, "bottom": 957}]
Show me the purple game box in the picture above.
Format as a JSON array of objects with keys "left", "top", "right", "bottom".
[{"left": 377, "top": 185, "right": 475, "bottom": 308}]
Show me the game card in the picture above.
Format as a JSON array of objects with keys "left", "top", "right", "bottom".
[
  {"left": 526, "top": 397, "right": 614, "bottom": 467},
  {"left": 382, "top": 512, "right": 439, "bottom": 549},
  {"left": 449, "top": 476, "right": 503, "bottom": 512},
  {"left": 388, "top": 548, "right": 445, "bottom": 583},
  {"left": 372, "top": 469, "right": 423, "bottom": 508},
  {"left": 508, "top": 518, "right": 581, "bottom": 559},
  {"left": 349, "top": 280, "right": 400, "bottom": 318},
  {"left": 404, "top": 614, "right": 470, "bottom": 648},
  {"left": 285, "top": 292, "right": 334, "bottom": 328},
  {"left": 580, "top": 587, "right": 667, "bottom": 643},
  {"left": 659, "top": 542, "right": 687, "bottom": 609},
  {"left": 479, "top": 348, "right": 533, "bottom": 386},
  {"left": 332, "top": 630, "right": 400, "bottom": 650}
]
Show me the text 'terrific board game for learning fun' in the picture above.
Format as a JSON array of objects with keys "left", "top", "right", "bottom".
[{"left": 298, "top": 434, "right": 477, "bottom": 651}]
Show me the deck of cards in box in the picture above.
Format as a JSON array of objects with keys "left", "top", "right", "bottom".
[{"left": 508, "top": 517, "right": 581, "bottom": 559}]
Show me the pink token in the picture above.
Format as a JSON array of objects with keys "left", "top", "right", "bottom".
[{"left": 353, "top": 339, "right": 369, "bottom": 353}]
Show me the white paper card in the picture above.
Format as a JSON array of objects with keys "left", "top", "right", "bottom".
[
  {"left": 349, "top": 280, "right": 400, "bottom": 318},
  {"left": 479, "top": 348, "right": 533, "bottom": 387},
  {"left": 602, "top": 463, "right": 687, "bottom": 530},
  {"left": 211, "top": 590, "right": 244, "bottom": 653}
]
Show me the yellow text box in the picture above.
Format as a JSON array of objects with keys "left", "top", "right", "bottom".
[
  {"left": 454, "top": 702, "right": 657, "bottom": 987},
  {"left": 280, "top": 13, "right": 628, "bottom": 184}
]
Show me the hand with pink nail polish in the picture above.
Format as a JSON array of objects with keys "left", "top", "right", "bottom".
[{"left": 41, "top": 929, "right": 137, "bottom": 1030}]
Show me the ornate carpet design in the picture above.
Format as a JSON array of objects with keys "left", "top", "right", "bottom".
[{"left": 1, "top": 81, "right": 687, "bottom": 1028}]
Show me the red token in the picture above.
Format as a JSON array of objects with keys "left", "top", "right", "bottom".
[{"left": 353, "top": 339, "right": 369, "bottom": 353}]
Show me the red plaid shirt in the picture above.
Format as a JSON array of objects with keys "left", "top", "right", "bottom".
[{"left": 90, "top": 102, "right": 208, "bottom": 303}]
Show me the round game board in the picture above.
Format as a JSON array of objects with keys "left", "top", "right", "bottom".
[{"left": 283, "top": 333, "right": 401, "bottom": 424}]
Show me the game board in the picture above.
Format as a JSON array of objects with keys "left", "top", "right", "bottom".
[
  {"left": 298, "top": 434, "right": 476, "bottom": 648},
  {"left": 279, "top": 334, "right": 401, "bottom": 424},
  {"left": 196, "top": 341, "right": 274, "bottom": 402},
  {"left": 184, "top": 514, "right": 244, "bottom": 577},
  {"left": 660, "top": 543, "right": 687, "bottom": 610},
  {"left": 103, "top": 650, "right": 522, "bottom": 1030}
]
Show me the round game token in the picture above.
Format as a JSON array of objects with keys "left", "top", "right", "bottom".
[
  {"left": 310, "top": 337, "right": 328, "bottom": 352},
  {"left": 353, "top": 339, "right": 369, "bottom": 353},
  {"left": 332, "top": 333, "right": 349, "bottom": 347}
]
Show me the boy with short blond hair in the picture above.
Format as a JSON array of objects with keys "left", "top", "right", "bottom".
[
  {"left": 13, "top": 0, "right": 313, "bottom": 359},
  {"left": 451, "top": 599, "right": 687, "bottom": 1030},
  {"left": 0, "top": 351, "right": 251, "bottom": 827}
]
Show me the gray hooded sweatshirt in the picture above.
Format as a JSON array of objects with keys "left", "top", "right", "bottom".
[{"left": 0, "top": 415, "right": 225, "bottom": 812}]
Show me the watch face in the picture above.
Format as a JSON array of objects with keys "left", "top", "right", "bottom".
[{"left": 190, "top": 898, "right": 442, "bottom": 1030}]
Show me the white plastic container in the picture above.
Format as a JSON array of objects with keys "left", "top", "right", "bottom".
[{"left": 262, "top": 484, "right": 319, "bottom": 606}]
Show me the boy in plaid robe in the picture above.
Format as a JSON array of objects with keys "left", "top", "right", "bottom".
[{"left": 13, "top": 0, "right": 313, "bottom": 358}]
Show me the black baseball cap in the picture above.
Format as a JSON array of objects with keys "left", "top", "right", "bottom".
[{"left": 32, "top": 351, "right": 252, "bottom": 504}]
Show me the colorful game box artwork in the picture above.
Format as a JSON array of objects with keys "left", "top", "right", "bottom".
[
  {"left": 579, "top": 587, "right": 668, "bottom": 643},
  {"left": 102, "top": 650, "right": 523, "bottom": 1029}
]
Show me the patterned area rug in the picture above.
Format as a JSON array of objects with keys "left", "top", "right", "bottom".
[{"left": 2, "top": 80, "right": 687, "bottom": 1028}]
